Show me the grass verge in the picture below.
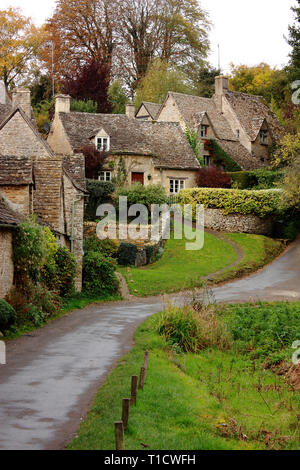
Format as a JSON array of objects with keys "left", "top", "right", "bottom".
[
  {"left": 119, "top": 232, "right": 283, "bottom": 297},
  {"left": 68, "top": 301, "right": 300, "bottom": 451}
]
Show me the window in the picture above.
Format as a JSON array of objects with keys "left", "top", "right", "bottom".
[
  {"left": 170, "top": 179, "right": 185, "bottom": 194},
  {"left": 96, "top": 137, "right": 110, "bottom": 151},
  {"left": 200, "top": 125, "right": 208, "bottom": 138},
  {"left": 260, "top": 130, "right": 268, "bottom": 145},
  {"left": 236, "top": 129, "right": 240, "bottom": 138},
  {"left": 203, "top": 155, "right": 211, "bottom": 167},
  {"left": 99, "top": 171, "right": 112, "bottom": 182}
]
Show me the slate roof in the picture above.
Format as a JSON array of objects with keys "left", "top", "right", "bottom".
[
  {"left": 63, "top": 155, "right": 86, "bottom": 192},
  {"left": 136, "top": 102, "right": 162, "bottom": 120},
  {"left": 167, "top": 92, "right": 236, "bottom": 141},
  {"left": 59, "top": 112, "right": 200, "bottom": 170},
  {"left": 0, "top": 198, "right": 22, "bottom": 226},
  {"left": 0, "top": 104, "right": 12, "bottom": 124},
  {"left": 224, "top": 91, "right": 285, "bottom": 142},
  {"left": 215, "top": 140, "right": 265, "bottom": 170},
  {"left": 0, "top": 156, "right": 33, "bottom": 185}
]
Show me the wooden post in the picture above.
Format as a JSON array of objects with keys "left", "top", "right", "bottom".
[
  {"left": 143, "top": 351, "right": 149, "bottom": 382},
  {"left": 131, "top": 375, "right": 138, "bottom": 406},
  {"left": 139, "top": 366, "right": 146, "bottom": 390},
  {"left": 122, "top": 398, "right": 130, "bottom": 431},
  {"left": 115, "top": 421, "right": 125, "bottom": 450}
]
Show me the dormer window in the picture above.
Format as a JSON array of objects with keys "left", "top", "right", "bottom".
[
  {"left": 260, "top": 130, "right": 268, "bottom": 145},
  {"left": 96, "top": 136, "right": 110, "bottom": 151},
  {"left": 236, "top": 129, "right": 240, "bottom": 138},
  {"left": 200, "top": 125, "right": 208, "bottom": 138}
]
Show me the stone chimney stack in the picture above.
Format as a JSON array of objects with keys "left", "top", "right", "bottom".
[
  {"left": 126, "top": 102, "right": 136, "bottom": 119},
  {"left": 55, "top": 94, "right": 71, "bottom": 114},
  {"left": 0, "top": 81, "right": 9, "bottom": 105},
  {"left": 12, "top": 88, "right": 31, "bottom": 117},
  {"left": 215, "top": 76, "right": 229, "bottom": 95}
]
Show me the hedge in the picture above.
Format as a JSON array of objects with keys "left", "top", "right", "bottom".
[
  {"left": 227, "top": 169, "right": 284, "bottom": 190},
  {"left": 85, "top": 180, "right": 115, "bottom": 221},
  {"left": 177, "top": 188, "right": 282, "bottom": 218}
]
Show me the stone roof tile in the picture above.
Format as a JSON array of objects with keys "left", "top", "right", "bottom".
[{"left": 0, "top": 156, "right": 33, "bottom": 185}]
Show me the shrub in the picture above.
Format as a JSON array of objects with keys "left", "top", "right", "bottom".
[
  {"left": 116, "top": 184, "right": 168, "bottom": 211},
  {"left": 85, "top": 180, "right": 115, "bottom": 221},
  {"left": 228, "top": 169, "right": 284, "bottom": 190},
  {"left": 83, "top": 252, "right": 118, "bottom": 295},
  {"left": 157, "top": 304, "right": 232, "bottom": 353},
  {"left": 177, "top": 188, "right": 282, "bottom": 218},
  {"left": 117, "top": 243, "right": 137, "bottom": 266},
  {"left": 53, "top": 247, "right": 77, "bottom": 297},
  {"left": 0, "top": 299, "right": 17, "bottom": 333},
  {"left": 84, "top": 233, "right": 119, "bottom": 257},
  {"left": 196, "top": 167, "right": 232, "bottom": 188}
]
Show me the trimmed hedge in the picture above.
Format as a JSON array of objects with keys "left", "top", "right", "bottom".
[
  {"left": 177, "top": 188, "right": 282, "bottom": 218},
  {"left": 116, "top": 184, "right": 168, "bottom": 211},
  {"left": 228, "top": 169, "right": 284, "bottom": 190},
  {"left": 117, "top": 243, "right": 137, "bottom": 266},
  {"left": 83, "top": 251, "right": 118, "bottom": 295}
]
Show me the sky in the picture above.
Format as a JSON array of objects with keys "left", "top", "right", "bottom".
[{"left": 2, "top": 0, "right": 296, "bottom": 73}]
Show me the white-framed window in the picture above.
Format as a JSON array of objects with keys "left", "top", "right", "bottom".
[
  {"left": 200, "top": 125, "right": 208, "bottom": 138},
  {"left": 170, "top": 179, "right": 185, "bottom": 194},
  {"left": 99, "top": 171, "right": 112, "bottom": 182},
  {"left": 96, "top": 136, "right": 110, "bottom": 151},
  {"left": 260, "top": 130, "right": 268, "bottom": 144},
  {"left": 203, "top": 155, "right": 211, "bottom": 167}
]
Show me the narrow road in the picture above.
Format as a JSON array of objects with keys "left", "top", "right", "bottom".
[{"left": 1, "top": 237, "right": 300, "bottom": 450}]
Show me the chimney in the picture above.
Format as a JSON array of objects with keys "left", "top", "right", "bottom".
[
  {"left": 55, "top": 94, "right": 71, "bottom": 114},
  {"left": 215, "top": 76, "right": 229, "bottom": 95},
  {"left": 12, "top": 88, "right": 31, "bottom": 117},
  {"left": 0, "top": 81, "right": 9, "bottom": 105},
  {"left": 126, "top": 102, "right": 136, "bottom": 119}
]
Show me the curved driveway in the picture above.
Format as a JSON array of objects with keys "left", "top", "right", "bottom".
[{"left": 1, "top": 237, "right": 300, "bottom": 450}]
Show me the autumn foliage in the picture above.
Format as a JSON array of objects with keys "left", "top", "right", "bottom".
[
  {"left": 79, "top": 145, "right": 108, "bottom": 180},
  {"left": 196, "top": 167, "right": 232, "bottom": 189}
]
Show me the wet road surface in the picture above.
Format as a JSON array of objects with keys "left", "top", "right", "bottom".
[{"left": 0, "top": 237, "right": 300, "bottom": 450}]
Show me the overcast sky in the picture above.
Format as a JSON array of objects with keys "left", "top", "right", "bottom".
[{"left": 2, "top": 0, "right": 296, "bottom": 73}]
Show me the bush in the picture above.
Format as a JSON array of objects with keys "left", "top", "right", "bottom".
[
  {"left": 228, "top": 169, "right": 284, "bottom": 190},
  {"left": 85, "top": 180, "right": 115, "bottom": 221},
  {"left": 84, "top": 233, "right": 119, "bottom": 257},
  {"left": 178, "top": 188, "right": 282, "bottom": 218},
  {"left": 0, "top": 299, "right": 17, "bottom": 333},
  {"left": 196, "top": 167, "right": 232, "bottom": 188},
  {"left": 117, "top": 243, "right": 137, "bottom": 266},
  {"left": 53, "top": 247, "right": 77, "bottom": 297},
  {"left": 83, "top": 252, "right": 118, "bottom": 295},
  {"left": 116, "top": 184, "right": 168, "bottom": 212},
  {"left": 157, "top": 304, "right": 231, "bottom": 353}
]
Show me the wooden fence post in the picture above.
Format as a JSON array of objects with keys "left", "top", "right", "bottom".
[
  {"left": 115, "top": 421, "right": 125, "bottom": 450},
  {"left": 122, "top": 398, "right": 130, "bottom": 431},
  {"left": 131, "top": 375, "right": 138, "bottom": 406},
  {"left": 139, "top": 366, "right": 146, "bottom": 390},
  {"left": 143, "top": 351, "right": 149, "bottom": 381}
]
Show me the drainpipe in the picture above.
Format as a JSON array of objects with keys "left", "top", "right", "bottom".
[{"left": 71, "top": 195, "right": 83, "bottom": 253}]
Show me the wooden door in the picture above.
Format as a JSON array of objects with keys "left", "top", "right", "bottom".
[{"left": 131, "top": 172, "right": 144, "bottom": 185}]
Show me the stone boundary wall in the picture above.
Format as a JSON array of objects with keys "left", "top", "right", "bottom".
[
  {"left": 0, "top": 228, "right": 14, "bottom": 298},
  {"left": 204, "top": 209, "right": 273, "bottom": 235}
]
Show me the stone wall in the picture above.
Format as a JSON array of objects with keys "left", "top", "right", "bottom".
[
  {"left": 204, "top": 208, "right": 273, "bottom": 235},
  {"left": 0, "top": 185, "right": 30, "bottom": 215},
  {"left": 0, "top": 228, "right": 14, "bottom": 298}
]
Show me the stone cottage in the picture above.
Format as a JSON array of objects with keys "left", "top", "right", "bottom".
[
  {"left": 0, "top": 85, "right": 85, "bottom": 295},
  {"left": 141, "top": 76, "right": 285, "bottom": 170},
  {"left": 47, "top": 97, "right": 200, "bottom": 194},
  {"left": 135, "top": 102, "right": 161, "bottom": 121}
]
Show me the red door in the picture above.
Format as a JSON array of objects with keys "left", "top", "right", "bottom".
[{"left": 131, "top": 172, "right": 144, "bottom": 185}]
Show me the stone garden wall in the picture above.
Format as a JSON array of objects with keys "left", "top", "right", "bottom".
[{"left": 204, "top": 208, "right": 273, "bottom": 235}]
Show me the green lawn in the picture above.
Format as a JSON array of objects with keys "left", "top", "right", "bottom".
[
  {"left": 119, "top": 232, "right": 283, "bottom": 297},
  {"left": 68, "top": 302, "right": 300, "bottom": 451}
]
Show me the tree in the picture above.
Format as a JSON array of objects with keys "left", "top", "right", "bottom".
[
  {"left": 117, "top": 0, "right": 210, "bottom": 91},
  {"left": 0, "top": 7, "right": 45, "bottom": 89},
  {"left": 42, "top": 0, "right": 118, "bottom": 85},
  {"left": 192, "top": 63, "right": 220, "bottom": 98},
  {"left": 287, "top": 0, "right": 300, "bottom": 79},
  {"left": 108, "top": 79, "right": 128, "bottom": 114},
  {"left": 79, "top": 145, "right": 108, "bottom": 179},
  {"left": 135, "top": 58, "right": 194, "bottom": 109},
  {"left": 62, "top": 59, "right": 111, "bottom": 113}
]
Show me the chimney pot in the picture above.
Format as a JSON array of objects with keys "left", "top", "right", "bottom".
[
  {"left": 215, "top": 76, "right": 229, "bottom": 95},
  {"left": 55, "top": 94, "right": 71, "bottom": 114}
]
